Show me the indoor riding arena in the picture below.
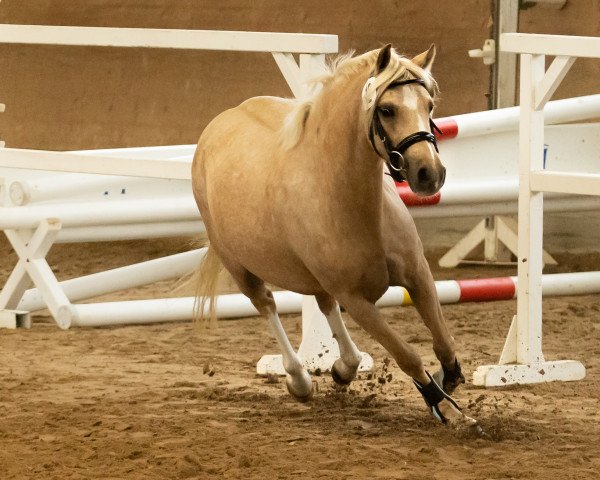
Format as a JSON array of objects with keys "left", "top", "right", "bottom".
[{"left": 1, "top": 2, "right": 599, "bottom": 479}]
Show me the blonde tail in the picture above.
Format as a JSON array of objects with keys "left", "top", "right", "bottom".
[{"left": 193, "top": 244, "right": 224, "bottom": 327}]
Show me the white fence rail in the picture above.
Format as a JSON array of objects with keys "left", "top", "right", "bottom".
[{"left": 0, "top": 24, "right": 338, "bottom": 53}]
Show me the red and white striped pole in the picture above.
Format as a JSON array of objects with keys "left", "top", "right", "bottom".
[
  {"left": 257, "top": 270, "right": 600, "bottom": 375},
  {"left": 433, "top": 94, "right": 600, "bottom": 141},
  {"left": 395, "top": 94, "right": 600, "bottom": 209},
  {"left": 376, "top": 271, "right": 600, "bottom": 308}
]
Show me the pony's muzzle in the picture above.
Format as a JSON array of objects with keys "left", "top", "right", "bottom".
[{"left": 412, "top": 164, "right": 445, "bottom": 196}]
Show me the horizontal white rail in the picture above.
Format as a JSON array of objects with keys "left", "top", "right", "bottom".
[
  {"left": 19, "top": 248, "right": 206, "bottom": 312},
  {"left": 2, "top": 145, "right": 196, "bottom": 205},
  {"left": 0, "top": 148, "right": 192, "bottom": 179},
  {"left": 75, "top": 144, "right": 197, "bottom": 159},
  {"left": 0, "top": 197, "right": 199, "bottom": 229},
  {"left": 409, "top": 196, "right": 600, "bottom": 218},
  {"left": 69, "top": 291, "right": 305, "bottom": 327},
  {"left": 0, "top": 24, "right": 338, "bottom": 54},
  {"left": 66, "top": 270, "right": 600, "bottom": 327},
  {"left": 530, "top": 171, "right": 600, "bottom": 196},
  {"left": 1, "top": 187, "right": 598, "bottom": 232},
  {"left": 437, "top": 178, "right": 600, "bottom": 205},
  {"left": 56, "top": 221, "right": 203, "bottom": 243},
  {"left": 437, "top": 94, "right": 600, "bottom": 139},
  {"left": 7, "top": 175, "right": 181, "bottom": 206},
  {"left": 501, "top": 33, "right": 600, "bottom": 58}
]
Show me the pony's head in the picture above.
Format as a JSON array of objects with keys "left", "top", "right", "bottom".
[{"left": 363, "top": 44, "right": 445, "bottom": 196}]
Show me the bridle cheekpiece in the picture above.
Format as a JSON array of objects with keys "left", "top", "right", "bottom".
[{"left": 363, "top": 76, "right": 443, "bottom": 183}]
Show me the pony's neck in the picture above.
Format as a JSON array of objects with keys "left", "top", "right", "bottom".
[{"left": 308, "top": 71, "right": 384, "bottom": 207}]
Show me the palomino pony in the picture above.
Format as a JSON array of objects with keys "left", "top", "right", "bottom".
[{"left": 192, "top": 44, "right": 477, "bottom": 428}]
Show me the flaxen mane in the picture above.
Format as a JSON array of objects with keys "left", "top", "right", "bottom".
[{"left": 280, "top": 47, "right": 439, "bottom": 151}]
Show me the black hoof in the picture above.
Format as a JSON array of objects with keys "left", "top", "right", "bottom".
[
  {"left": 285, "top": 374, "right": 314, "bottom": 402},
  {"left": 293, "top": 389, "right": 314, "bottom": 403},
  {"left": 434, "top": 359, "right": 465, "bottom": 395},
  {"left": 331, "top": 366, "right": 352, "bottom": 386},
  {"left": 331, "top": 359, "right": 356, "bottom": 386}
]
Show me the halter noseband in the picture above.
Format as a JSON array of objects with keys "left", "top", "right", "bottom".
[{"left": 368, "top": 78, "right": 443, "bottom": 183}]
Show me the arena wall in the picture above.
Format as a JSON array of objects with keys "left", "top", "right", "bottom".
[{"left": 0, "top": 0, "right": 597, "bottom": 151}]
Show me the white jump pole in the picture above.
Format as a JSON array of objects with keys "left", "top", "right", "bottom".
[
  {"left": 18, "top": 248, "right": 206, "bottom": 312},
  {"left": 0, "top": 196, "right": 200, "bottom": 229},
  {"left": 7, "top": 177, "right": 599, "bottom": 222},
  {"left": 75, "top": 145, "right": 197, "bottom": 158},
  {"left": 257, "top": 270, "right": 600, "bottom": 374},
  {"left": 8, "top": 173, "right": 189, "bottom": 206},
  {"left": 44, "top": 269, "right": 600, "bottom": 369},
  {"left": 35, "top": 270, "right": 600, "bottom": 322},
  {"left": 56, "top": 221, "right": 203, "bottom": 243},
  {"left": 2, "top": 185, "right": 598, "bottom": 234},
  {"left": 70, "top": 290, "right": 305, "bottom": 328},
  {"left": 435, "top": 94, "right": 600, "bottom": 140},
  {"left": 0, "top": 24, "right": 339, "bottom": 54},
  {"left": 6, "top": 145, "right": 196, "bottom": 206},
  {"left": 0, "top": 148, "right": 192, "bottom": 180},
  {"left": 408, "top": 195, "right": 600, "bottom": 219}
]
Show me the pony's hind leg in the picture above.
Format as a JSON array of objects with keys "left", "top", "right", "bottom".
[
  {"left": 234, "top": 269, "right": 314, "bottom": 401},
  {"left": 315, "top": 293, "right": 362, "bottom": 385}
]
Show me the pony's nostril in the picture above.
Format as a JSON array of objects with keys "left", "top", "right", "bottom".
[{"left": 417, "top": 167, "right": 430, "bottom": 184}]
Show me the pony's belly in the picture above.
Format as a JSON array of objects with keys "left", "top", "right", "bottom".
[{"left": 217, "top": 235, "right": 323, "bottom": 294}]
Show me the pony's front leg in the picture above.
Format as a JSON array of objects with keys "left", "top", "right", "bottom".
[
  {"left": 315, "top": 293, "right": 362, "bottom": 385},
  {"left": 338, "top": 294, "right": 477, "bottom": 428},
  {"left": 404, "top": 257, "right": 465, "bottom": 395}
]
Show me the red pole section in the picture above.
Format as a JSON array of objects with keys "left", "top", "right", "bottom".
[
  {"left": 433, "top": 117, "right": 459, "bottom": 140},
  {"left": 396, "top": 182, "right": 441, "bottom": 206},
  {"left": 457, "top": 277, "right": 517, "bottom": 302}
]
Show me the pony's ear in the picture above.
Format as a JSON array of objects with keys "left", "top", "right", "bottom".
[
  {"left": 375, "top": 44, "right": 392, "bottom": 73},
  {"left": 412, "top": 44, "right": 436, "bottom": 72}
]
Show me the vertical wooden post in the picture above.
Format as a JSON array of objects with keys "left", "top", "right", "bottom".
[{"left": 495, "top": 0, "right": 519, "bottom": 108}]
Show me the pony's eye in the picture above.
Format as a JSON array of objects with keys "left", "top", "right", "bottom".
[{"left": 379, "top": 107, "right": 394, "bottom": 118}]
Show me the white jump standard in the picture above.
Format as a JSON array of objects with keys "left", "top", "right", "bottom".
[{"left": 473, "top": 33, "right": 600, "bottom": 387}]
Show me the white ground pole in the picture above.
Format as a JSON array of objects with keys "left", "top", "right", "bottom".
[{"left": 473, "top": 33, "right": 600, "bottom": 387}]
